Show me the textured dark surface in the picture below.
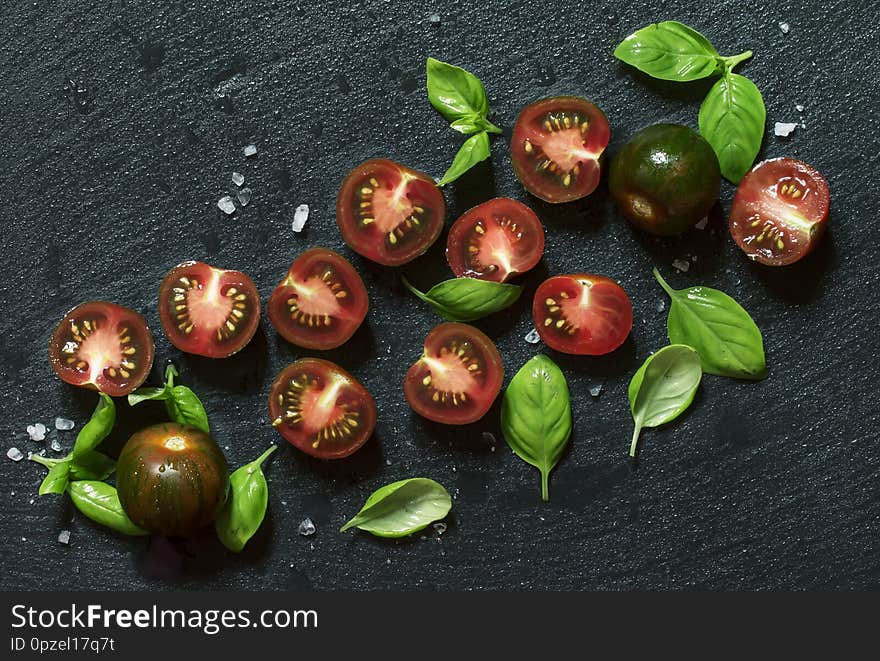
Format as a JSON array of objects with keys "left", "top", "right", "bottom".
[{"left": 1, "top": 0, "right": 878, "bottom": 591}]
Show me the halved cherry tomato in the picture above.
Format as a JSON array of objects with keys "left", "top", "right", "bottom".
[
  {"left": 268, "top": 358, "right": 376, "bottom": 459},
  {"left": 403, "top": 323, "right": 503, "bottom": 425},
  {"left": 511, "top": 97, "right": 610, "bottom": 204},
  {"left": 49, "top": 301, "right": 155, "bottom": 396},
  {"left": 532, "top": 275, "right": 632, "bottom": 355},
  {"left": 446, "top": 198, "right": 545, "bottom": 282},
  {"left": 729, "top": 157, "right": 830, "bottom": 266},
  {"left": 336, "top": 158, "right": 445, "bottom": 266},
  {"left": 268, "top": 248, "right": 368, "bottom": 350},
  {"left": 158, "top": 261, "right": 260, "bottom": 358}
]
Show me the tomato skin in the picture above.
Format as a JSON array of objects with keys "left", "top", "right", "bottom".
[
  {"left": 511, "top": 96, "right": 610, "bottom": 203},
  {"left": 446, "top": 198, "right": 545, "bottom": 282},
  {"left": 49, "top": 301, "right": 155, "bottom": 397},
  {"left": 268, "top": 248, "right": 369, "bottom": 350},
  {"left": 158, "top": 261, "right": 261, "bottom": 359},
  {"left": 336, "top": 158, "right": 445, "bottom": 266},
  {"left": 116, "top": 423, "right": 229, "bottom": 537},
  {"left": 268, "top": 358, "right": 376, "bottom": 459},
  {"left": 729, "top": 157, "right": 830, "bottom": 266},
  {"left": 403, "top": 322, "right": 504, "bottom": 425},
  {"left": 609, "top": 124, "right": 720, "bottom": 236},
  {"left": 532, "top": 275, "right": 633, "bottom": 356}
]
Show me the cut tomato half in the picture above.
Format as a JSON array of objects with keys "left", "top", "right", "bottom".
[{"left": 446, "top": 197, "right": 545, "bottom": 282}]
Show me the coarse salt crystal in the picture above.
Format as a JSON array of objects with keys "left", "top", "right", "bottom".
[
  {"left": 524, "top": 328, "right": 540, "bottom": 344},
  {"left": 50, "top": 438, "right": 63, "bottom": 453},
  {"left": 298, "top": 518, "right": 316, "bottom": 536},
  {"left": 58, "top": 530, "right": 71, "bottom": 545},
  {"left": 218, "top": 196, "right": 236, "bottom": 215},
  {"left": 428, "top": 13, "right": 441, "bottom": 22},
  {"left": 54, "top": 417, "right": 75, "bottom": 431},
  {"left": 672, "top": 258, "right": 690, "bottom": 273},
  {"left": 695, "top": 217, "right": 709, "bottom": 230},
  {"left": 27, "top": 424, "right": 47, "bottom": 441},
  {"left": 589, "top": 384, "right": 604, "bottom": 398},
  {"left": 779, "top": 22, "right": 790, "bottom": 34},
  {"left": 292, "top": 204, "right": 309, "bottom": 232},
  {"left": 231, "top": 171, "right": 245, "bottom": 186},
  {"left": 243, "top": 144, "right": 257, "bottom": 157},
  {"left": 796, "top": 104, "right": 805, "bottom": 112},
  {"left": 774, "top": 122, "right": 797, "bottom": 137},
  {"left": 657, "top": 300, "right": 666, "bottom": 313},
  {"left": 237, "top": 187, "right": 252, "bottom": 207}
]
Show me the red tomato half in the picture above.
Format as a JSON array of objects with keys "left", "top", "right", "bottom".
[
  {"left": 403, "top": 323, "right": 503, "bottom": 425},
  {"left": 268, "top": 248, "right": 368, "bottom": 350},
  {"left": 446, "top": 198, "right": 545, "bottom": 282},
  {"left": 336, "top": 159, "right": 445, "bottom": 266},
  {"left": 268, "top": 358, "right": 376, "bottom": 459},
  {"left": 532, "top": 275, "right": 632, "bottom": 355},
  {"left": 729, "top": 157, "right": 830, "bottom": 266},
  {"left": 49, "top": 301, "right": 155, "bottom": 396},
  {"left": 511, "top": 97, "right": 610, "bottom": 203},
  {"left": 158, "top": 261, "right": 261, "bottom": 358}
]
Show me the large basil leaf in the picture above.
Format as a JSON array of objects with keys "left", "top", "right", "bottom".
[
  {"left": 340, "top": 478, "right": 452, "bottom": 538},
  {"left": 501, "top": 355, "right": 572, "bottom": 501},
  {"left": 402, "top": 275, "right": 521, "bottom": 322},
  {"left": 215, "top": 446, "right": 277, "bottom": 553},
  {"left": 614, "top": 21, "right": 722, "bottom": 81},
  {"left": 698, "top": 71, "right": 766, "bottom": 183},
  {"left": 67, "top": 481, "right": 148, "bottom": 536},
  {"left": 426, "top": 57, "right": 490, "bottom": 124},
  {"left": 628, "top": 345, "right": 702, "bottom": 457},
  {"left": 654, "top": 269, "right": 767, "bottom": 380},
  {"left": 71, "top": 393, "right": 115, "bottom": 459},
  {"left": 437, "top": 131, "right": 491, "bottom": 186}
]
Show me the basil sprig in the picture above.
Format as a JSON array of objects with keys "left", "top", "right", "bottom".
[
  {"left": 67, "top": 480, "right": 147, "bottom": 536},
  {"left": 614, "top": 21, "right": 764, "bottom": 182},
  {"left": 128, "top": 364, "right": 210, "bottom": 433},
  {"left": 402, "top": 276, "right": 521, "bottom": 322},
  {"left": 215, "top": 445, "right": 277, "bottom": 553},
  {"left": 340, "top": 478, "right": 452, "bottom": 538},
  {"left": 426, "top": 57, "right": 501, "bottom": 185},
  {"left": 501, "top": 355, "right": 572, "bottom": 501},
  {"left": 654, "top": 269, "right": 767, "bottom": 380},
  {"left": 628, "top": 345, "right": 702, "bottom": 457}
]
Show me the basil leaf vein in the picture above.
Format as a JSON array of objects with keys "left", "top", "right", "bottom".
[
  {"left": 614, "top": 21, "right": 722, "bottom": 81},
  {"left": 340, "top": 478, "right": 452, "bottom": 538},
  {"left": 402, "top": 276, "right": 521, "bottom": 322}
]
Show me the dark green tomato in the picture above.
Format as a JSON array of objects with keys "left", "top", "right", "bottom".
[
  {"left": 116, "top": 423, "right": 229, "bottom": 536},
  {"left": 609, "top": 124, "right": 720, "bottom": 236}
]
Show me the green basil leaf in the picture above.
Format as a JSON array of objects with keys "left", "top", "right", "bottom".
[
  {"left": 126, "top": 387, "right": 168, "bottom": 405},
  {"left": 614, "top": 21, "right": 722, "bottom": 81},
  {"left": 437, "top": 131, "right": 491, "bottom": 186},
  {"left": 449, "top": 115, "right": 482, "bottom": 134},
  {"left": 166, "top": 385, "right": 210, "bottom": 433},
  {"left": 501, "top": 355, "right": 572, "bottom": 501},
  {"left": 628, "top": 345, "right": 702, "bottom": 457},
  {"left": 38, "top": 462, "right": 70, "bottom": 496},
  {"left": 67, "top": 481, "right": 148, "bottom": 536},
  {"left": 426, "top": 57, "right": 489, "bottom": 124},
  {"left": 340, "top": 478, "right": 452, "bottom": 538},
  {"left": 654, "top": 269, "right": 767, "bottom": 380},
  {"left": 69, "top": 450, "right": 116, "bottom": 481},
  {"left": 698, "top": 71, "right": 766, "bottom": 183},
  {"left": 402, "top": 276, "right": 521, "bottom": 322},
  {"left": 71, "top": 394, "right": 115, "bottom": 459},
  {"left": 215, "top": 445, "right": 277, "bottom": 553}
]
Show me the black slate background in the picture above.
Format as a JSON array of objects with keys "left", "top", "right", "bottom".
[{"left": 1, "top": 0, "right": 878, "bottom": 591}]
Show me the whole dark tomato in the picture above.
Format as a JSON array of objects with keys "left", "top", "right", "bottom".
[
  {"left": 268, "top": 358, "right": 376, "bottom": 459},
  {"left": 49, "top": 301, "right": 155, "bottom": 396},
  {"left": 267, "top": 248, "right": 368, "bottom": 350},
  {"left": 729, "top": 157, "right": 830, "bottom": 266},
  {"left": 446, "top": 198, "right": 545, "bottom": 282},
  {"left": 403, "top": 323, "right": 503, "bottom": 425},
  {"left": 510, "top": 96, "right": 610, "bottom": 203},
  {"left": 336, "top": 158, "right": 445, "bottom": 266},
  {"left": 609, "top": 123, "right": 720, "bottom": 235},
  {"left": 158, "top": 261, "right": 260, "bottom": 358},
  {"left": 116, "top": 423, "right": 229, "bottom": 537},
  {"left": 533, "top": 274, "right": 632, "bottom": 355}
]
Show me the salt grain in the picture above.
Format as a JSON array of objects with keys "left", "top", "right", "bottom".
[
  {"left": 589, "top": 384, "right": 604, "bottom": 398},
  {"left": 298, "top": 518, "right": 316, "bottom": 536},
  {"left": 58, "top": 530, "right": 71, "bottom": 545},
  {"left": 385, "top": 459, "right": 392, "bottom": 466},
  {"left": 236, "top": 187, "right": 252, "bottom": 207},
  {"left": 7, "top": 447, "right": 23, "bottom": 462},
  {"left": 217, "top": 196, "right": 236, "bottom": 215},
  {"left": 243, "top": 144, "right": 258, "bottom": 157},
  {"left": 774, "top": 122, "right": 797, "bottom": 137},
  {"left": 796, "top": 104, "right": 805, "bottom": 112},
  {"left": 524, "top": 328, "right": 541, "bottom": 344},
  {"left": 657, "top": 300, "right": 666, "bottom": 313},
  {"left": 54, "top": 417, "right": 74, "bottom": 431},
  {"left": 27, "top": 424, "right": 47, "bottom": 441},
  {"left": 292, "top": 204, "right": 309, "bottom": 232},
  {"left": 672, "top": 258, "right": 690, "bottom": 273},
  {"left": 779, "top": 22, "right": 790, "bottom": 34},
  {"left": 231, "top": 172, "right": 245, "bottom": 187},
  {"left": 695, "top": 217, "right": 709, "bottom": 230},
  {"left": 50, "top": 438, "right": 63, "bottom": 453},
  {"left": 428, "top": 14, "right": 441, "bottom": 23}
]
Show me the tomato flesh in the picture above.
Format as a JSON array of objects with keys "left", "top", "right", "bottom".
[
  {"left": 511, "top": 97, "right": 610, "bottom": 203},
  {"left": 158, "top": 261, "right": 260, "bottom": 358},
  {"left": 446, "top": 198, "right": 545, "bottom": 282},
  {"left": 729, "top": 157, "right": 830, "bottom": 266},
  {"left": 49, "top": 301, "right": 155, "bottom": 396},
  {"left": 533, "top": 275, "right": 632, "bottom": 355},
  {"left": 336, "top": 159, "right": 445, "bottom": 266},
  {"left": 268, "top": 248, "right": 368, "bottom": 350},
  {"left": 268, "top": 358, "right": 376, "bottom": 459},
  {"left": 403, "top": 323, "right": 503, "bottom": 425}
]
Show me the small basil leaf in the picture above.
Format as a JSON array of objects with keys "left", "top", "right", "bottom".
[
  {"left": 501, "top": 355, "right": 572, "bottom": 501},
  {"left": 340, "top": 478, "right": 452, "bottom": 538},
  {"left": 426, "top": 57, "right": 489, "bottom": 124},
  {"left": 166, "top": 385, "right": 210, "bottom": 433},
  {"left": 628, "top": 345, "right": 702, "bottom": 457},
  {"left": 437, "top": 131, "right": 491, "bottom": 186},
  {"left": 38, "top": 462, "right": 70, "bottom": 496},
  {"left": 67, "top": 481, "right": 148, "bottom": 536},
  {"left": 614, "top": 21, "right": 721, "bottom": 81},
  {"left": 69, "top": 450, "right": 116, "bottom": 481},
  {"left": 215, "top": 445, "right": 277, "bottom": 553},
  {"left": 126, "top": 387, "right": 168, "bottom": 405},
  {"left": 449, "top": 115, "right": 482, "bottom": 134},
  {"left": 71, "top": 394, "right": 115, "bottom": 459},
  {"left": 402, "top": 276, "right": 521, "bottom": 322},
  {"left": 654, "top": 269, "right": 767, "bottom": 380},
  {"left": 698, "top": 71, "right": 766, "bottom": 183}
]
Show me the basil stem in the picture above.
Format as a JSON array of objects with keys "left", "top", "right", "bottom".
[
  {"left": 340, "top": 478, "right": 451, "bottom": 538},
  {"left": 215, "top": 445, "right": 277, "bottom": 553},
  {"left": 402, "top": 276, "right": 521, "bottom": 322}
]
